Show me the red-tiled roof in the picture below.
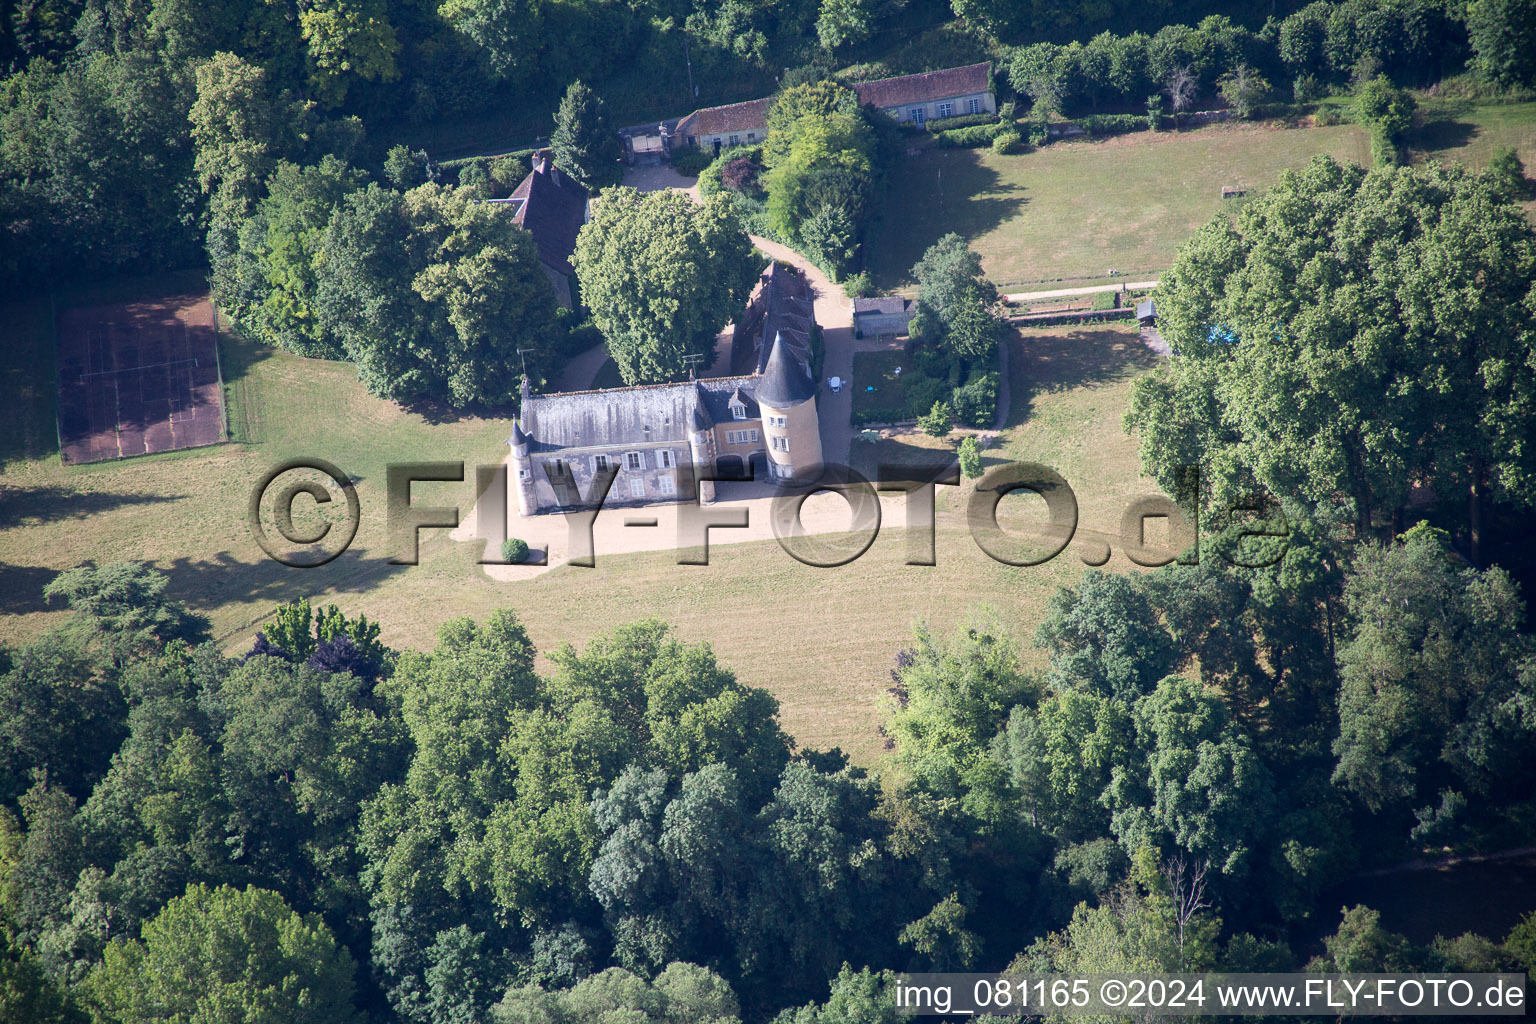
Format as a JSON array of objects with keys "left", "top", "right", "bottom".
[
  {"left": 675, "top": 98, "right": 771, "bottom": 139},
  {"left": 853, "top": 61, "right": 993, "bottom": 110},
  {"left": 506, "top": 157, "right": 589, "bottom": 276}
]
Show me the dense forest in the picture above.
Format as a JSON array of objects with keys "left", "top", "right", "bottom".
[{"left": 5, "top": 518, "right": 1536, "bottom": 1020}]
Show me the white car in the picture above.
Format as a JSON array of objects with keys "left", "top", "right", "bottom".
[{"left": 828, "top": 376, "right": 843, "bottom": 393}]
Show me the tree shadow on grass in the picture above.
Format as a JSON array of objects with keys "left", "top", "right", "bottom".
[
  {"left": 157, "top": 544, "right": 412, "bottom": 643},
  {"left": 870, "top": 148, "right": 1029, "bottom": 290},
  {"left": 1008, "top": 328, "right": 1162, "bottom": 428},
  {"left": 0, "top": 485, "right": 184, "bottom": 532},
  {"left": 1413, "top": 114, "right": 1478, "bottom": 157},
  {"left": 0, "top": 563, "right": 62, "bottom": 616}
]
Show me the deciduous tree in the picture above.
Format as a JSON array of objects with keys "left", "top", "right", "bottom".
[{"left": 572, "top": 189, "right": 759, "bottom": 384}]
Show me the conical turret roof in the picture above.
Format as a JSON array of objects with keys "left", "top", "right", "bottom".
[{"left": 756, "top": 331, "right": 816, "bottom": 407}]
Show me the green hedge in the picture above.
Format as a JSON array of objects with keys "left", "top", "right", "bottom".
[
  {"left": 851, "top": 406, "right": 911, "bottom": 426},
  {"left": 1078, "top": 113, "right": 1149, "bottom": 136},
  {"left": 925, "top": 111, "right": 999, "bottom": 132},
  {"left": 440, "top": 148, "right": 536, "bottom": 181},
  {"left": 933, "top": 122, "right": 1009, "bottom": 148}
]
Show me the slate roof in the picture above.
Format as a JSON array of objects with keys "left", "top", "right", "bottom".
[
  {"left": 505, "top": 155, "right": 589, "bottom": 276},
  {"left": 751, "top": 262, "right": 815, "bottom": 376},
  {"left": 519, "top": 376, "right": 763, "bottom": 452},
  {"left": 758, "top": 333, "right": 817, "bottom": 406},
  {"left": 853, "top": 62, "right": 993, "bottom": 110},
  {"left": 675, "top": 98, "right": 771, "bottom": 139},
  {"left": 853, "top": 296, "right": 911, "bottom": 316}
]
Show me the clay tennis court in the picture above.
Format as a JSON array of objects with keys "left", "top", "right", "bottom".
[{"left": 55, "top": 294, "right": 226, "bottom": 464}]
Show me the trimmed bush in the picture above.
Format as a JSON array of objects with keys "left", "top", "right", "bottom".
[
  {"left": 991, "top": 130, "right": 1023, "bottom": 154},
  {"left": 501, "top": 537, "right": 530, "bottom": 563},
  {"left": 1091, "top": 290, "right": 1118, "bottom": 311}
]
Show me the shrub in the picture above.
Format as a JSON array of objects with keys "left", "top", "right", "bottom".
[
  {"left": 1091, "top": 290, "right": 1118, "bottom": 311},
  {"left": 1355, "top": 75, "right": 1416, "bottom": 166},
  {"left": 843, "top": 270, "right": 875, "bottom": 297},
  {"left": 671, "top": 147, "right": 714, "bottom": 176},
  {"left": 1293, "top": 74, "right": 1324, "bottom": 103},
  {"left": 917, "top": 400, "right": 954, "bottom": 437},
  {"left": 698, "top": 145, "right": 762, "bottom": 198},
  {"left": 501, "top": 537, "right": 530, "bottom": 563},
  {"left": 958, "top": 436, "right": 983, "bottom": 478},
  {"left": 1314, "top": 106, "right": 1344, "bottom": 126},
  {"left": 991, "top": 130, "right": 1023, "bottom": 154},
  {"left": 904, "top": 373, "right": 951, "bottom": 418},
  {"left": 950, "top": 371, "right": 998, "bottom": 428},
  {"left": 1025, "top": 120, "right": 1050, "bottom": 146},
  {"left": 1487, "top": 145, "right": 1530, "bottom": 198}
]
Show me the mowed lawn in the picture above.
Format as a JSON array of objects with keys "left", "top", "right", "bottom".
[
  {"left": 870, "top": 121, "right": 1372, "bottom": 291},
  {"left": 1, "top": 297, "right": 1163, "bottom": 761}
]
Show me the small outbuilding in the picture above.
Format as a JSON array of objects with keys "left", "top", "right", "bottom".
[
  {"left": 1136, "top": 299, "right": 1157, "bottom": 326},
  {"left": 853, "top": 296, "right": 915, "bottom": 338}
]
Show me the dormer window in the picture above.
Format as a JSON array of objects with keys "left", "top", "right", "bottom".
[{"left": 730, "top": 401, "right": 747, "bottom": 420}]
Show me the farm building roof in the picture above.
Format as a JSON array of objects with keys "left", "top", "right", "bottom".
[
  {"left": 675, "top": 98, "right": 771, "bottom": 139},
  {"left": 853, "top": 62, "right": 993, "bottom": 110},
  {"left": 505, "top": 154, "right": 589, "bottom": 276},
  {"left": 853, "top": 296, "right": 911, "bottom": 316}
]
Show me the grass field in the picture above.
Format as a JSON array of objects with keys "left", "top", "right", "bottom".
[
  {"left": 870, "top": 100, "right": 1536, "bottom": 292},
  {"left": 870, "top": 120, "right": 1373, "bottom": 291},
  {"left": 0, "top": 300, "right": 1160, "bottom": 760}
]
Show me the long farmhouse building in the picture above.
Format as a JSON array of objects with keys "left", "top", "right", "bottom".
[{"left": 669, "top": 62, "right": 996, "bottom": 154}]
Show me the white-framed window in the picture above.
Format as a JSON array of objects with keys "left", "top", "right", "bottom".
[
  {"left": 518, "top": 468, "right": 530, "bottom": 480},
  {"left": 725, "top": 429, "right": 759, "bottom": 445},
  {"left": 747, "top": 132, "right": 756, "bottom": 141},
  {"left": 593, "top": 454, "right": 610, "bottom": 473},
  {"left": 771, "top": 436, "right": 790, "bottom": 452},
  {"left": 937, "top": 102, "right": 954, "bottom": 118},
  {"left": 659, "top": 449, "right": 675, "bottom": 469},
  {"left": 730, "top": 400, "right": 747, "bottom": 420},
  {"left": 767, "top": 414, "right": 787, "bottom": 427},
  {"left": 657, "top": 474, "right": 676, "bottom": 496},
  {"left": 550, "top": 458, "right": 568, "bottom": 476},
  {"left": 625, "top": 451, "right": 643, "bottom": 471},
  {"left": 966, "top": 97, "right": 982, "bottom": 114},
  {"left": 910, "top": 107, "right": 925, "bottom": 124},
  {"left": 628, "top": 476, "right": 645, "bottom": 498},
  {"left": 729, "top": 134, "right": 741, "bottom": 146}
]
